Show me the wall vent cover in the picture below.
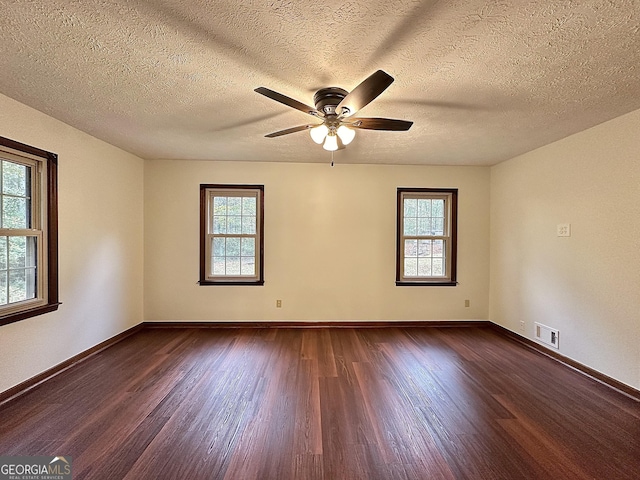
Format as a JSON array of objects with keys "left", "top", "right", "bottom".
[{"left": 535, "top": 322, "right": 560, "bottom": 349}]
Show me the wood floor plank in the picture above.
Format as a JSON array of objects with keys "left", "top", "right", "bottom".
[
  {"left": 352, "top": 360, "right": 456, "bottom": 479},
  {"left": 293, "top": 358, "right": 323, "bottom": 455},
  {"left": 1, "top": 326, "right": 639, "bottom": 479},
  {"left": 316, "top": 328, "right": 338, "bottom": 378}
]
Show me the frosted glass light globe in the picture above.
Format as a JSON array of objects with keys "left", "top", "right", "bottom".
[
  {"left": 336, "top": 125, "right": 356, "bottom": 145},
  {"left": 310, "top": 124, "right": 329, "bottom": 144},
  {"left": 323, "top": 134, "right": 338, "bottom": 151}
]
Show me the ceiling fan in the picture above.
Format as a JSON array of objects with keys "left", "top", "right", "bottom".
[{"left": 254, "top": 70, "right": 413, "bottom": 151}]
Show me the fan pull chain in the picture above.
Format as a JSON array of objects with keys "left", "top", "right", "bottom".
[{"left": 331, "top": 150, "right": 334, "bottom": 167}]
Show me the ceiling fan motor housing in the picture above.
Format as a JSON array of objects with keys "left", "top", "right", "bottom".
[{"left": 314, "top": 87, "right": 348, "bottom": 115}]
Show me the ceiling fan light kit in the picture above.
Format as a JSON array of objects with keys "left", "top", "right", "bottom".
[
  {"left": 310, "top": 124, "right": 355, "bottom": 150},
  {"left": 255, "top": 70, "right": 413, "bottom": 153}
]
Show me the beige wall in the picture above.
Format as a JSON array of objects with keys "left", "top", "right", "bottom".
[
  {"left": 144, "top": 161, "right": 490, "bottom": 322},
  {"left": 490, "top": 109, "right": 640, "bottom": 390},
  {"left": 0, "top": 94, "right": 144, "bottom": 394},
  {"left": 3, "top": 87, "right": 638, "bottom": 395}
]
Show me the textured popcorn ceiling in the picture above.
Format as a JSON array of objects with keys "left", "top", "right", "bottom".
[{"left": 1, "top": 0, "right": 639, "bottom": 165}]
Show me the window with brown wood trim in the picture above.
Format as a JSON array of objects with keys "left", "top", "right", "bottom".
[
  {"left": 396, "top": 188, "right": 457, "bottom": 286},
  {"left": 0, "top": 136, "right": 59, "bottom": 326},
  {"left": 199, "top": 184, "right": 264, "bottom": 285}
]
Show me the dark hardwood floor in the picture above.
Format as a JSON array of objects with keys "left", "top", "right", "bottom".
[{"left": 1, "top": 326, "right": 638, "bottom": 479}]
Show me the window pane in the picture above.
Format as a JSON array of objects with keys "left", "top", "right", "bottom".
[
  {"left": 433, "top": 258, "right": 444, "bottom": 276},
  {"left": 417, "top": 218, "right": 431, "bottom": 236},
  {"left": 241, "top": 257, "right": 255, "bottom": 275},
  {"left": 241, "top": 238, "right": 255, "bottom": 257},
  {"left": 433, "top": 240, "right": 444, "bottom": 257},
  {"left": 212, "top": 257, "right": 225, "bottom": 275},
  {"left": 26, "top": 237, "right": 36, "bottom": 268},
  {"left": 226, "top": 257, "right": 241, "bottom": 275},
  {"left": 0, "top": 271, "right": 6, "bottom": 305},
  {"left": 404, "top": 198, "right": 417, "bottom": 217},
  {"left": 417, "top": 199, "right": 431, "bottom": 217},
  {"left": 2, "top": 161, "right": 30, "bottom": 197},
  {"left": 213, "top": 216, "right": 226, "bottom": 234},
  {"left": 9, "top": 269, "right": 30, "bottom": 303},
  {"left": 213, "top": 237, "right": 225, "bottom": 256},
  {"left": 26, "top": 267, "right": 36, "bottom": 297},
  {"left": 3, "top": 197, "right": 28, "bottom": 229},
  {"left": 242, "top": 197, "right": 256, "bottom": 216},
  {"left": 432, "top": 218, "right": 444, "bottom": 235},
  {"left": 226, "top": 238, "right": 241, "bottom": 256},
  {"left": 417, "top": 258, "right": 432, "bottom": 276},
  {"left": 404, "top": 217, "right": 417, "bottom": 236},
  {"left": 8, "top": 236, "right": 26, "bottom": 268},
  {"left": 404, "top": 239, "right": 417, "bottom": 257},
  {"left": 0, "top": 236, "right": 6, "bottom": 270},
  {"left": 417, "top": 240, "right": 431, "bottom": 257},
  {"left": 227, "top": 197, "right": 242, "bottom": 215},
  {"left": 242, "top": 216, "right": 256, "bottom": 234},
  {"left": 432, "top": 199, "right": 445, "bottom": 217},
  {"left": 213, "top": 196, "right": 227, "bottom": 215},
  {"left": 404, "top": 258, "right": 418, "bottom": 276},
  {"left": 227, "top": 215, "right": 242, "bottom": 234}
]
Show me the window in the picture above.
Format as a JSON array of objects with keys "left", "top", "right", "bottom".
[
  {"left": 396, "top": 188, "right": 457, "bottom": 286},
  {"left": 200, "top": 184, "right": 264, "bottom": 285},
  {"left": 0, "top": 136, "right": 59, "bottom": 326}
]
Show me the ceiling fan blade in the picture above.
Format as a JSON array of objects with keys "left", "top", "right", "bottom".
[
  {"left": 349, "top": 117, "right": 413, "bottom": 131},
  {"left": 264, "top": 124, "right": 314, "bottom": 138},
  {"left": 255, "top": 87, "right": 319, "bottom": 117},
  {"left": 337, "top": 70, "right": 394, "bottom": 117}
]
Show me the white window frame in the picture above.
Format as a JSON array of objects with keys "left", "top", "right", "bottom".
[
  {"left": 0, "top": 136, "right": 59, "bottom": 325},
  {"left": 200, "top": 184, "right": 264, "bottom": 285},
  {"left": 396, "top": 188, "right": 458, "bottom": 286}
]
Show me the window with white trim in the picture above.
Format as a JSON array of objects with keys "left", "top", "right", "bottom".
[
  {"left": 0, "top": 136, "right": 59, "bottom": 325},
  {"left": 396, "top": 188, "right": 457, "bottom": 286},
  {"left": 200, "top": 184, "right": 264, "bottom": 285}
]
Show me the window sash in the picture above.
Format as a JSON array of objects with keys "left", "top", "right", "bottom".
[
  {"left": 0, "top": 231, "right": 45, "bottom": 313},
  {"left": 0, "top": 153, "right": 40, "bottom": 231}
]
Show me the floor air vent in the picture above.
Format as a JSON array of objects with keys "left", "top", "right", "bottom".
[{"left": 535, "top": 322, "right": 559, "bottom": 349}]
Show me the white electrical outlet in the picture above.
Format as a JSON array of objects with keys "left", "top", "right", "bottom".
[
  {"left": 557, "top": 223, "right": 571, "bottom": 237},
  {"left": 519, "top": 321, "right": 525, "bottom": 332}
]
